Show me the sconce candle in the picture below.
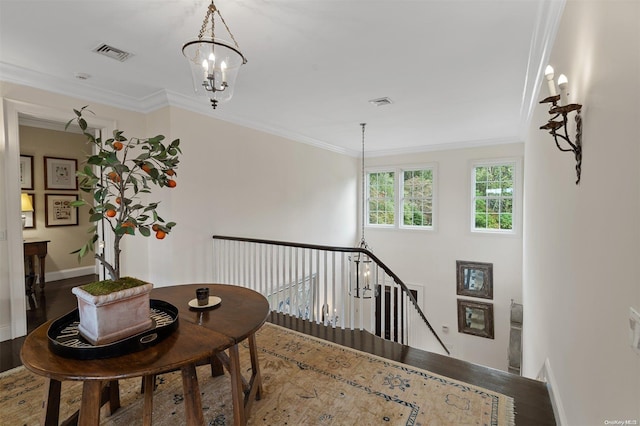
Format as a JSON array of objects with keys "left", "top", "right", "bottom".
[
  {"left": 544, "top": 65, "right": 557, "bottom": 96},
  {"left": 558, "top": 74, "right": 569, "bottom": 106}
]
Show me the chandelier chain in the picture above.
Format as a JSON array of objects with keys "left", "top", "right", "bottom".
[
  {"left": 360, "top": 123, "right": 367, "bottom": 249},
  {"left": 197, "top": 3, "right": 216, "bottom": 40},
  {"left": 197, "top": 1, "right": 242, "bottom": 52}
]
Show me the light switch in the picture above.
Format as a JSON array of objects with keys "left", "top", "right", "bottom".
[{"left": 629, "top": 307, "right": 640, "bottom": 355}]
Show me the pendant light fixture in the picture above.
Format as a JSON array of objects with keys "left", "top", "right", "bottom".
[
  {"left": 182, "top": 0, "right": 247, "bottom": 109},
  {"left": 349, "top": 123, "right": 376, "bottom": 299}
]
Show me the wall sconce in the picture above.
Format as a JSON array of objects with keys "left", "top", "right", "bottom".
[{"left": 539, "top": 65, "right": 583, "bottom": 184}]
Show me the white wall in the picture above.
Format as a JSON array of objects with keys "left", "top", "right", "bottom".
[
  {"left": 522, "top": 1, "right": 640, "bottom": 424},
  {"left": 365, "top": 143, "right": 524, "bottom": 371},
  {"left": 0, "top": 84, "right": 357, "bottom": 339}
]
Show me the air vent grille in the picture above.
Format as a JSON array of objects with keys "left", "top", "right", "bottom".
[
  {"left": 92, "top": 43, "right": 134, "bottom": 62},
  {"left": 368, "top": 97, "right": 393, "bottom": 107}
]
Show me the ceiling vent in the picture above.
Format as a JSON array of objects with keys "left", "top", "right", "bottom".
[
  {"left": 368, "top": 97, "right": 393, "bottom": 107},
  {"left": 92, "top": 43, "right": 134, "bottom": 62}
]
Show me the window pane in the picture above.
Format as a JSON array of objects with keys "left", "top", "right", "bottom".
[
  {"left": 368, "top": 171, "right": 395, "bottom": 225},
  {"left": 402, "top": 168, "right": 434, "bottom": 228},
  {"left": 473, "top": 163, "right": 515, "bottom": 231}
]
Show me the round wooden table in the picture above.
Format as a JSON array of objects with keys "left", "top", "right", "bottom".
[{"left": 21, "top": 283, "right": 269, "bottom": 426}]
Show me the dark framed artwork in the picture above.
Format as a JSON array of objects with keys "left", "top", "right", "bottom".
[
  {"left": 44, "top": 156, "right": 78, "bottom": 190},
  {"left": 23, "top": 193, "right": 35, "bottom": 229},
  {"left": 457, "top": 299, "right": 494, "bottom": 339},
  {"left": 20, "top": 155, "right": 34, "bottom": 190},
  {"left": 456, "top": 260, "right": 493, "bottom": 299},
  {"left": 45, "top": 193, "right": 78, "bottom": 227}
]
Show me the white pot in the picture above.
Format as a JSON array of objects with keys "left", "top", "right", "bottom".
[{"left": 72, "top": 282, "right": 154, "bottom": 345}]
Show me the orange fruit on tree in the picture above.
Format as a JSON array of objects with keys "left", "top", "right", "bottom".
[
  {"left": 155, "top": 230, "right": 166, "bottom": 239},
  {"left": 122, "top": 221, "right": 135, "bottom": 228},
  {"left": 141, "top": 164, "right": 152, "bottom": 174},
  {"left": 106, "top": 209, "right": 117, "bottom": 218},
  {"left": 115, "top": 197, "right": 122, "bottom": 204},
  {"left": 108, "top": 171, "right": 121, "bottom": 182},
  {"left": 167, "top": 180, "right": 177, "bottom": 188},
  {"left": 165, "top": 169, "right": 175, "bottom": 176},
  {"left": 113, "top": 141, "right": 123, "bottom": 151},
  {"left": 152, "top": 224, "right": 160, "bottom": 231}
]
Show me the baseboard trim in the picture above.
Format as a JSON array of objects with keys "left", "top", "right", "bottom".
[
  {"left": 46, "top": 266, "right": 96, "bottom": 283},
  {"left": 0, "top": 325, "right": 11, "bottom": 342},
  {"left": 538, "top": 358, "right": 568, "bottom": 426}
]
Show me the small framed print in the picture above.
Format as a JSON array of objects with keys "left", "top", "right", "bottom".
[
  {"left": 45, "top": 194, "right": 78, "bottom": 227},
  {"left": 44, "top": 156, "right": 78, "bottom": 190},
  {"left": 20, "top": 155, "right": 34, "bottom": 190},
  {"left": 23, "top": 193, "right": 35, "bottom": 229},
  {"left": 457, "top": 299, "right": 494, "bottom": 339},
  {"left": 456, "top": 260, "right": 493, "bottom": 299}
]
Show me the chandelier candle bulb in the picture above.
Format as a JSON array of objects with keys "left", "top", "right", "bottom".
[
  {"left": 544, "top": 65, "right": 557, "bottom": 96},
  {"left": 558, "top": 74, "right": 569, "bottom": 105}
]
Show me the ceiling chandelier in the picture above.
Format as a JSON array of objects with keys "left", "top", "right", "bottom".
[
  {"left": 349, "top": 123, "right": 377, "bottom": 299},
  {"left": 182, "top": 0, "right": 247, "bottom": 109}
]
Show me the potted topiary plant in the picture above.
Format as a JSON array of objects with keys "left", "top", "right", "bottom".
[{"left": 66, "top": 106, "right": 182, "bottom": 345}]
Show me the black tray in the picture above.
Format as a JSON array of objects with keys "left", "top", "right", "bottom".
[{"left": 47, "top": 299, "right": 179, "bottom": 360}]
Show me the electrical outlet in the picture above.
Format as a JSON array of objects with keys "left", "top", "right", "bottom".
[{"left": 629, "top": 307, "right": 640, "bottom": 355}]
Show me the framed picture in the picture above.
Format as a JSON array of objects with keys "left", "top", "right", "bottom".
[
  {"left": 20, "top": 155, "right": 34, "bottom": 190},
  {"left": 457, "top": 299, "right": 494, "bottom": 339},
  {"left": 45, "top": 193, "right": 78, "bottom": 227},
  {"left": 456, "top": 260, "right": 493, "bottom": 299},
  {"left": 44, "top": 156, "right": 78, "bottom": 190},
  {"left": 22, "top": 193, "right": 35, "bottom": 229}
]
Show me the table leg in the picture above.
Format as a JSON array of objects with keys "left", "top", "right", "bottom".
[
  {"left": 248, "top": 333, "right": 263, "bottom": 400},
  {"left": 142, "top": 375, "right": 155, "bottom": 426},
  {"left": 37, "top": 254, "right": 46, "bottom": 290},
  {"left": 181, "top": 364, "right": 204, "bottom": 425},
  {"left": 78, "top": 381, "right": 103, "bottom": 426},
  {"left": 228, "top": 344, "right": 246, "bottom": 426},
  {"left": 41, "top": 378, "right": 61, "bottom": 426}
]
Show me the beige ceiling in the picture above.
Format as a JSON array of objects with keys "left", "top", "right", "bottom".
[{"left": 0, "top": 0, "right": 563, "bottom": 155}]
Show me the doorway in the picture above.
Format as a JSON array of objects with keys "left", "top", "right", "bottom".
[{"left": 3, "top": 100, "right": 115, "bottom": 339}]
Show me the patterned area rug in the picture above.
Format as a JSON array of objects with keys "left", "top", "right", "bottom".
[{"left": 1, "top": 323, "right": 514, "bottom": 425}]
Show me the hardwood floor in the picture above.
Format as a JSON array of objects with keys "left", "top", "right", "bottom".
[{"left": 1, "top": 278, "right": 556, "bottom": 425}]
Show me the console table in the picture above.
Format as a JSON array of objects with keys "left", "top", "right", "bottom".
[
  {"left": 23, "top": 239, "right": 49, "bottom": 291},
  {"left": 21, "top": 284, "right": 269, "bottom": 425}
]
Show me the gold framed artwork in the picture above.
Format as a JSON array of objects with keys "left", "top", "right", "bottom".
[
  {"left": 20, "top": 155, "right": 34, "bottom": 190},
  {"left": 45, "top": 193, "right": 78, "bottom": 227},
  {"left": 44, "top": 156, "right": 78, "bottom": 190}
]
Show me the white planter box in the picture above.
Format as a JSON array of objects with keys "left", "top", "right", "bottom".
[{"left": 72, "top": 282, "right": 154, "bottom": 345}]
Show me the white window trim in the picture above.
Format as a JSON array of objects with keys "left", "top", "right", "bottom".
[
  {"left": 365, "top": 163, "right": 437, "bottom": 231},
  {"left": 469, "top": 157, "right": 522, "bottom": 236}
]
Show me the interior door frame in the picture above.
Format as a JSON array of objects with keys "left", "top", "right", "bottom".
[{"left": 3, "top": 99, "right": 116, "bottom": 338}]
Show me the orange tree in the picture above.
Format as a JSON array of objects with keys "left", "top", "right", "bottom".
[{"left": 66, "top": 106, "right": 181, "bottom": 280}]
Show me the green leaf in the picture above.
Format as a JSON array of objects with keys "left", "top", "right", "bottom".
[
  {"left": 139, "top": 226, "right": 151, "bottom": 237},
  {"left": 70, "top": 200, "right": 86, "bottom": 208}
]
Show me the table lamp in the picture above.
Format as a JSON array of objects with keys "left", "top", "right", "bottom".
[{"left": 21, "top": 193, "right": 34, "bottom": 228}]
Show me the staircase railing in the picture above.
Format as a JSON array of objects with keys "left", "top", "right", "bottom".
[{"left": 212, "top": 235, "right": 450, "bottom": 355}]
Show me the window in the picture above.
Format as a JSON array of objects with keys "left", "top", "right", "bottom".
[
  {"left": 367, "top": 166, "right": 435, "bottom": 229},
  {"left": 472, "top": 162, "right": 515, "bottom": 232},
  {"left": 402, "top": 169, "right": 433, "bottom": 227},
  {"left": 368, "top": 171, "right": 395, "bottom": 225}
]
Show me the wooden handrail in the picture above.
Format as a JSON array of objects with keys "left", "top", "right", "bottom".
[{"left": 212, "top": 235, "right": 450, "bottom": 355}]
